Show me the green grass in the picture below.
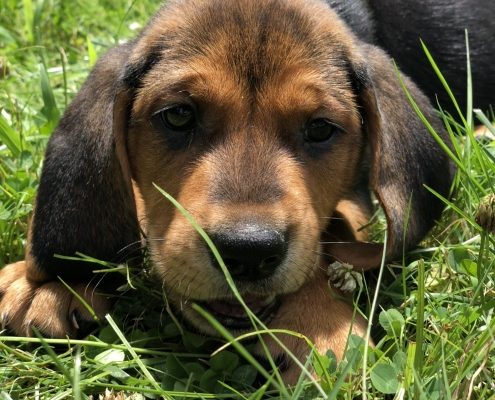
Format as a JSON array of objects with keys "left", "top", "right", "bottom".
[{"left": 1, "top": 1, "right": 494, "bottom": 399}]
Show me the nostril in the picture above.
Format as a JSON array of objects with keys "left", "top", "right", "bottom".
[
  {"left": 222, "top": 257, "right": 245, "bottom": 277},
  {"left": 258, "top": 255, "right": 283, "bottom": 278},
  {"left": 264, "top": 255, "right": 281, "bottom": 266}
]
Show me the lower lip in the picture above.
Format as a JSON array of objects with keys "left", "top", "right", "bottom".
[{"left": 198, "top": 297, "right": 280, "bottom": 330}]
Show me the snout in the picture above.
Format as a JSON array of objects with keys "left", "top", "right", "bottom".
[
  {"left": 195, "top": 223, "right": 289, "bottom": 330},
  {"left": 150, "top": 143, "right": 325, "bottom": 334},
  {"left": 208, "top": 223, "right": 289, "bottom": 281}
]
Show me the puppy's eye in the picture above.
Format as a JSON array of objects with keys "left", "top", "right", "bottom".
[
  {"left": 156, "top": 104, "right": 196, "bottom": 131},
  {"left": 304, "top": 118, "right": 340, "bottom": 143},
  {"left": 150, "top": 104, "right": 197, "bottom": 150},
  {"left": 160, "top": 104, "right": 196, "bottom": 131}
]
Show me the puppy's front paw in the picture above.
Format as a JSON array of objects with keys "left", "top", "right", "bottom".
[
  {"left": 252, "top": 273, "right": 368, "bottom": 385},
  {"left": 0, "top": 261, "right": 111, "bottom": 337}
]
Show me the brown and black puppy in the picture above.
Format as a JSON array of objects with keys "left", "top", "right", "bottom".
[{"left": 0, "top": 0, "right": 465, "bottom": 382}]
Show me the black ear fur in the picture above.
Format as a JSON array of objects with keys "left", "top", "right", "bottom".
[
  {"left": 30, "top": 43, "right": 141, "bottom": 281},
  {"left": 355, "top": 44, "right": 453, "bottom": 263},
  {"left": 330, "top": 44, "right": 453, "bottom": 269}
]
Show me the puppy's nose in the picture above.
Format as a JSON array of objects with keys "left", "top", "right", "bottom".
[{"left": 209, "top": 224, "right": 288, "bottom": 281}]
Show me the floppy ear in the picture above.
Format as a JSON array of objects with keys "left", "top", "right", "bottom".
[
  {"left": 29, "top": 43, "right": 141, "bottom": 281},
  {"left": 329, "top": 44, "right": 453, "bottom": 269}
]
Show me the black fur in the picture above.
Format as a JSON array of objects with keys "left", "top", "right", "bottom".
[
  {"left": 324, "top": 0, "right": 375, "bottom": 43},
  {"left": 372, "top": 0, "right": 494, "bottom": 114},
  {"left": 30, "top": 44, "right": 141, "bottom": 280},
  {"left": 328, "top": 0, "right": 494, "bottom": 113},
  {"left": 122, "top": 43, "right": 165, "bottom": 90},
  {"left": 356, "top": 44, "right": 453, "bottom": 259}
]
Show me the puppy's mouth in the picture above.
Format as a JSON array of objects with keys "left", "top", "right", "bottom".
[{"left": 198, "top": 295, "right": 280, "bottom": 330}]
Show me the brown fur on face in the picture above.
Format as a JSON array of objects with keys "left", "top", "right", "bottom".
[
  {"left": 0, "top": 0, "right": 453, "bottom": 385},
  {"left": 126, "top": 0, "right": 365, "bottom": 333}
]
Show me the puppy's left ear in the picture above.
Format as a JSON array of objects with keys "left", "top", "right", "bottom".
[
  {"left": 330, "top": 44, "right": 454, "bottom": 269},
  {"left": 28, "top": 43, "right": 146, "bottom": 281}
]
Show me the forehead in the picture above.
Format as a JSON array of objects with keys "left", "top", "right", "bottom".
[{"left": 128, "top": 0, "right": 357, "bottom": 117}]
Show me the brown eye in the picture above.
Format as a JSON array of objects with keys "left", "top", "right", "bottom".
[
  {"left": 150, "top": 104, "right": 197, "bottom": 150},
  {"left": 304, "top": 118, "right": 340, "bottom": 143},
  {"left": 157, "top": 104, "right": 196, "bottom": 131}
]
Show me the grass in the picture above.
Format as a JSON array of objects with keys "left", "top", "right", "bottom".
[{"left": 1, "top": 0, "right": 494, "bottom": 398}]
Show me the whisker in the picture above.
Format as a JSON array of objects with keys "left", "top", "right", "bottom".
[{"left": 318, "top": 240, "right": 356, "bottom": 245}]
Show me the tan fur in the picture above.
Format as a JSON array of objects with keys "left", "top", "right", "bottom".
[
  {"left": 255, "top": 269, "right": 368, "bottom": 383},
  {"left": 335, "top": 199, "right": 371, "bottom": 242},
  {"left": 0, "top": 261, "right": 110, "bottom": 337}
]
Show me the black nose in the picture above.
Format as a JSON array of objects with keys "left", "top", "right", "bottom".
[{"left": 208, "top": 224, "right": 288, "bottom": 281}]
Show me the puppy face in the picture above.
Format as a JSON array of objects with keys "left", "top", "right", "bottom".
[{"left": 126, "top": 0, "right": 364, "bottom": 332}]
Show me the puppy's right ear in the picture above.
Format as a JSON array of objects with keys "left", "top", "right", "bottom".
[
  {"left": 327, "top": 44, "right": 454, "bottom": 270},
  {"left": 356, "top": 45, "right": 454, "bottom": 264},
  {"left": 30, "top": 43, "right": 142, "bottom": 280}
]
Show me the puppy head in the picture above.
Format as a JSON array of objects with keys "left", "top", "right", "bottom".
[
  {"left": 110, "top": 0, "right": 451, "bottom": 332},
  {"left": 118, "top": 0, "right": 366, "bottom": 331}
]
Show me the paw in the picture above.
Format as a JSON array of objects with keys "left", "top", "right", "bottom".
[
  {"left": 0, "top": 261, "right": 111, "bottom": 337},
  {"left": 251, "top": 272, "right": 368, "bottom": 385}
]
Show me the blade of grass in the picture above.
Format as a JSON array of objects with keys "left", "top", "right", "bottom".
[
  {"left": 105, "top": 314, "right": 167, "bottom": 395},
  {"left": 32, "top": 0, "right": 46, "bottom": 46},
  {"left": 455, "top": 316, "right": 495, "bottom": 383},
  {"left": 50, "top": 390, "right": 74, "bottom": 400},
  {"left": 152, "top": 186, "right": 284, "bottom": 387},
  {"left": 361, "top": 231, "right": 388, "bottom": 399},
  {"left": 72, "top": 346, "right": 82, "bottom": 400},
  {"left": 0, "top": 340, "right": 33, "bottom": 361},
  {"left": 420, "top": 40, "right": 467, "bottom": 127},
  {"left": 0, "top": 25, "right": 16, "bottom": 44},
  {"left": 474, "top": 109, "right": 495, "bottom": 136},
  {"left": 22, "top": 0, "right": 34, "bottom": 43},
  {"left": 58, "top": 277, "right": 100, "bottom": 323},
  {"left": 247, "top": 383, "right": 270, "bottom": 400},
  {"left": 404, "top": 342, "right": 416, "bottom": 392},
  {"left": 425, "top": 186, "right": 487, "bottom": 234},
  {"left": 192, "top": 304, "right": 284, "bottom": 395},
  {"left": 88, "top": 382, "right": 223, "bottom": 398},
  {"left": 153, "top": 183, "right": 327, "bottom": 396},
  {"left": 439, "top": 107, "right": 463, "bottom": 160},
  {"left": 210, "top": 324, "right": 337, "bottom": 391},
  {"left": 216, "top": 381, "right": 249, "bottom": 400},
  {"left": 291, "top": 350, "right": 318, "bottom": 397},
  {"left": 414, "top": 259, "right": 425, "bottom": 399},
  {"left": 58, "top": 47, "right": 69, "bottom": 108},
  {"left": 55, "top": 252, "right": 118, "bottom": 266},
  {"left": 0, "top": 336, "right": 206, "bottom": 358},
  {"left": 394, "top": 62, "right": 485, "bottom": 194},
  {"left": 32, "top": 328, "right": 73, "bottom": 382},
  {"left": 465, "top": 30, "right": 473, "bottom": 129},
  {"left": 440, "top": 339, "right": 453, "bottom": 400},
  {"left": 0, "top": 114, "right": 21, "bottom": 157},
  {"left": 116, "top": 0, "right": 140, "bottom": 39},
  {"left": 86, "top": 35, "right": 97, "bottom": 67},
  {"left": 328, "top": 348, "right": 363, "bottom": 399},
  {"left": 211, "top": 328, "right": 306, "bottom": 355},
  {"left": 39, "top": 62, "right": 60, "bottom": 130}
]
